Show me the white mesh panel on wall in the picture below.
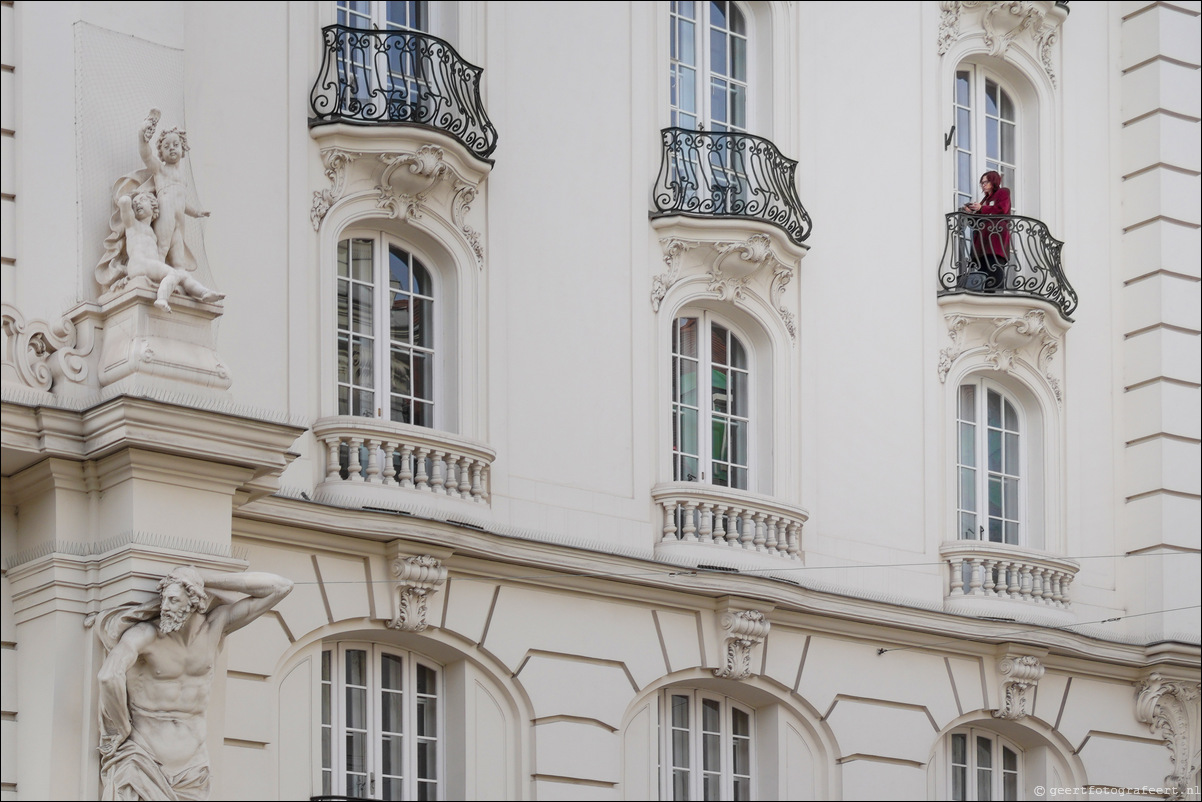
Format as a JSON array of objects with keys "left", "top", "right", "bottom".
[{"left": 74, "top": 22, "right": 215, "bottom": 300}]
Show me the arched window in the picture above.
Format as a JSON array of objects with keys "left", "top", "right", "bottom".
[
  {"left": 948, "top": 728, "right": 1022, "bottom": 801},
  {"left": 337, "top": 234, "right": 438, "bottom": 427},
  {"left": 670, "top": 1, "right": 750, "bottom": 133},
  {"left": 661, "top": 689, "right": 754, "bottom": 801},
  {"left": 337, "top": 0, "right": 427, "bottom": 31},
  {"left": 953, "top": 65, "right": 1019, "bottom": 211},
  {"left": 672, "top": 312, "right": 752, "bottom": 490},
  {"left": 320, "top": 643, "right": 442, "bottom": 800},
  {"left": 956, "top": 378, "right": 1022, "bottom": 544}
]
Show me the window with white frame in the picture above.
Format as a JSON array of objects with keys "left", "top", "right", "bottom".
[
  {"left": 948, "top": 728, "right": 1021, "bottom": 801},
  {"left": 953, "top": 65, "right": 1019, "bottom": 211},
  {"left": 670, "top": 1, "right": 750, "bottom": 132},
  {"left": 661, "top": 690, "right": 754, "bottom": 801},
  {"left": 956, "top": 379, "right": 1022, "bottom": 544},
  {"left": 321, "top": 643, "right": 441, "bottom": 801},
  {"left": 337, "top": 234, "right": 438, "bottom": 428},
  {"left": 672, "top": 313, "right": 752, "bottom": 490},
  {"left": 338, "top": 0, "right": 427, "bottom": 30}
]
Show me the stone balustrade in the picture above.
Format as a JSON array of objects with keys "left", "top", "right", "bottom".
[
  {"left": 941, "top": 540, "right": 1078, "bottom": 609},
  {"left": 313, "top": 416, "right": 495, "bottom": 505},
  {"left": 651, "top": 481, "right": 807, "bottom": 563}
]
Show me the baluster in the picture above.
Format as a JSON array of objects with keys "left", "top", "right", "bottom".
[
  {"left": 1019, "top": 564, "right": 1033, "bottom": 601},
  {"left": 698, "top": 503, "right": 713, "bottom": 543},
  {"left": 458, "top": 456, "right": 472, "bottom": 498},
  {"left": 1030, "top": 567, "right": 1045, "bottom": 603},
  {"left": 737, "top": 509, "right": 754, "bottom": 550},
  {"left": 968, "top": 558, "right": 984, "bottom": 595},
  {"left": 429, "top": 450, "right": 446, "bottom": 494},
  {"left": 660, "top": 501, "right": 678, "bottom": 542},
  {"left": 364, "top": 439, "right": 382, "bottom": 484},
  {"left": 414, "top": 447, "right": 430, "bottom": 490},
  {"left": 949, "top": 557, "right": 964, "bottom": 596},
  {"left": 1060, "top": 575, "right": 1072, "bottom": 606},
  {"left": 725, "top": 508, "right": 741, "bottom": 548},
  {"left": 1003, "top": 561, "right": 1019, "bottom": 599},
  {"left": 764, "top": 515, "right": 779, "bottom": 555},
  {"left": 348, "top": 437, "right": 364, "bottom": 482},
  {"left": 711, "top": 505, "right": 726, "bottom": 545},
  {"left": 787, "top": 522, "right": 801, "bottom": 561},
  {"left": 381, "top": 441, "right": 398, "bottom": 486},
  {"left": 470, "top": 461, "right": 485, "bottom": 502},
  {"left": 982, "top": 559, "right": 997, "bottom": 596},
  {"left": 1051, "top": 572, "right": 1065, "bottom": 607},
  {"left": 325, "top": 437, "right": 341, "bottom": 482},
  {"left": 753, "top": 512, "right": 767, "bottom": 552},
  {"left": 397, "top": 444, "right": 415, "bottom": 488},
  {"left": 681, "top": 501, "right": 698, "bottom": 542}
]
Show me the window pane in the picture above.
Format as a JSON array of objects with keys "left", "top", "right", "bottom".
[
  {"left": 959, "top": 511, "right": 977, "bottom": 540},
  {"left": 1004, "top": 398, "right": 1018, "bottom": 431},
  {"left": 988, "top": 429, "right": 1002, "bottom": 472},
  {"left": 352, "top": 284, "right": 374, "bottom": 334},
  {"left": 391, "top": 348, "right": 411, "bottom": 398},
  {"left": 956, "top": 71, "right": 971, "bottom": 106},
  {"left": 413, "top": 352, "right": 432, "bottom": 401},
  {"left": 417, "top": 739, "right": 436, "bottom": 780},
  {"left": 987, "top": 390, "right": 1001, "bottom": 427},
  {"left": 416, "top": 663, "right": 436, "bottom": 695},
  {"left": 381, "top": 731, "right": 403, "bottom": 776},
  {"left": 677, "top": 317, "right": 699, "bottom": 358},
  {"left": 989, "top": 476, "right": 1002, "bottom": 518},
  {"left": 730, "top": 370, "right": 748, "bottom": 417},
  {"left": 672, "top": 694, "right": 690, "bottom": 728},
  {"left": 959, "top": 385, "right": 976, "bottom": 421},
  {"left": 957, "top": 107, "right": 971, "bottom": 148},
  {"left": 673, "top": 769, "right": 690, "bottom": 801},
  {"left": 730, "top": 36, "right": 746, "bottom": 82},
  {"left": 703, "top": 772, "right": 720, "bottom": 801},
  {"left": 413, "top": 297, "right": 433, "bottom": 349},
  {"left": 710, "top": 27, "right": 727, "bottom": 77},
  {"left": 959, "top": 467, "right": 976, "bottom": 511},
  {"left": 681, "top": 408, "right": 699, "bottom": 458},
  {"left": 702, "top": 732, "right": 719, "bottom": 771},
  {"left": 1003, "top": 477, "right": 1018, "bottom": 519},
  {"left": 985, "top": 80, "right": 999, "bottom": 116},
  {"left": 959, "top": 422, "right": 976, "bottom": 465},
  {"left": 673, "top": 730, "right": 690, "bottom": 768},
  {"left": 1005, "top": 432, "right": 1019, "bottom": 475},
  {"left": 351, "top": 239, "right": 373, "bottom": 282},
  {"left": 733, "top": 777, "right": 750, "bottom": 802}
]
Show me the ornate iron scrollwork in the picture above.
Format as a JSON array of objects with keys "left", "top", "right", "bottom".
[
  {"left": 651, "top": 127, "right": 812, "bottom": 245},
  {"left": 938, "top": 211, "right": 1078, "bottom": 319},
  {"left": 310, "top": 25, "right": 499, "bottom": 161}
]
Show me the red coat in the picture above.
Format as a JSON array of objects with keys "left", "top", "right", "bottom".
[{"left": 972, "top": 187, "right": 1011, "bottom": 259}]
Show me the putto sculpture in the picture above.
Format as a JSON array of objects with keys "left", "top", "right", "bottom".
[
  {"left": 88, "top": 567, "right": 292, "bottom": 800},
  {"left": 96, "top": 109, "right": 223, "bottom": 310}
]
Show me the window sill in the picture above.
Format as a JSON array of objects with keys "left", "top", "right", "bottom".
[
  {"left": 651, "top": 481, "right": 808, "bottom": 570},
  {"left": 940, "top": 540, "right": 1079, "bottom": 622},
  {"left": 312, "top": 415, "right": 495, "bottom": 510}
]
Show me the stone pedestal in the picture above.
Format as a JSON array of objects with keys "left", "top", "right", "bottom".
[{"left": 87, "top": 280, "right": 231, "bottom": 394}]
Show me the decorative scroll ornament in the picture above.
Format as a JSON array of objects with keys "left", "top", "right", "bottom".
[
  {"left": 1, "top": 303, "right": 94, "bottom": 392},
  {"left": 1135, "top": 674, "right": 1202, "bottom": 800},
  {"left": 652, "top": 234, "right": 799, "bottom": 341},
  {"left": 374, "top": 146, "right": 485, "bottom": 267},
  {"left": 993, "top": 655, "right": 1045, "bottom": 720},
  {"left": 311, "top": 149, "right": 359, "bottom": 230},
  {"left": 388, "top": 555, "right": 448, "bottom": 631},
  {"left": 651, "top": 238, "right": 699, "bottom": 312},
  {"left": 713, "top": 610, "right": 770, "bottom": 681},
  {"left": 938, "top": 309, "right": 1064, "bottom": 406},
  {"left": 938, "top": 314, "right": 971, "bottom": 383},
  {"left": 937, "top": 2, "right": 1066, "bottom": 87}
]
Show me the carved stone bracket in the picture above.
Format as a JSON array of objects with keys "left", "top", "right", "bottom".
[
  {"left": 937, "top": 1, "right": 1067, "bottom": 88},
  {"left": 1135, "top": 674, "right": 1202, "bottom": 800},
  {"left": 938, "top": 303, "right": 1067, "bottom": 405},
  {"left": 993, "top": 654, "right": 1045, "bottom": 720},
  {"left": 712, "top": 609, "right": 770, "bottom": 681},
  {"left": 1, "top": 303, "right": 95, "bottom": 393},
  {"left": 388, "top": 554, "right": 448, "bottom": 631},
  {"left": 311, "top": 149, "right": 361, "bottom": 230},
  {"left": 652, "top": 233, "right": 800, "bottom": 341}
]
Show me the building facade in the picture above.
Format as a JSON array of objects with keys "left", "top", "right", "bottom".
[{"left": 1, "top": 1, "right": 1199, "bottom": 799}]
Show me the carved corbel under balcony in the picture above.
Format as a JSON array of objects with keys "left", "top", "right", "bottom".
[
  {"left": 937, "top": 1, "right": 1068, "bottom": 87},
  {"left": 650, "top": 224, "right": 803, "bottom": 342},
  {"left": 712, "top": 609, "right": 770, "bottom": 681},
  {"left": 310, "top": 126, "right": 491, "bottom": 268},
  {"left": 311, "top": 148, "right": 361, "bottom": 230},
  {"left": 1135, "top": 673, "right": 1201, "bottom": 800},
  {"left": 992, "top": 653, "right": 1045, "bottom": 720},
  {"left": 937, "top": 298, "right": 1069, "bottom": 404},
  {"left": 388, "top": 554, "right": 448, "bottom": 631},
  {"left": 1, "top": 303, "right": 96, "bottom": 393}
]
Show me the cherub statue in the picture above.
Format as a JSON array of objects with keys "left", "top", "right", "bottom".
[
  {"left": 96, "top": 109, "right": 214, "bottom": 302},
  {"left": 138, "top": 109, "right": 209, "bottom": 269},
  {"left": 118, "top": 191, "right": 224, "bottom": 312}
]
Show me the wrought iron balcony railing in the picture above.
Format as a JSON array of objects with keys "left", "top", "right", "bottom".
[
  {"left": 652, "top": 127, "right": 812, "bottom": 245},
  {"left": 938, "top": 211, "right": 1078, "bottom": 319},
  {"left": 309, "top": 25, "right": 498, "bottom": 161}
]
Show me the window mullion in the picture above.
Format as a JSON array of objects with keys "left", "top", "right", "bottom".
[
  {"left": 375, "top": 235, "right": 389, "bottom": 419},
  {"left": 700, "top": 313, "right": 713, "bottom": 483}
]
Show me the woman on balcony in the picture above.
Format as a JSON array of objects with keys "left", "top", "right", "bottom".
[{"left": 963, "top": 171, "right": 1011, "bottom": 291}]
